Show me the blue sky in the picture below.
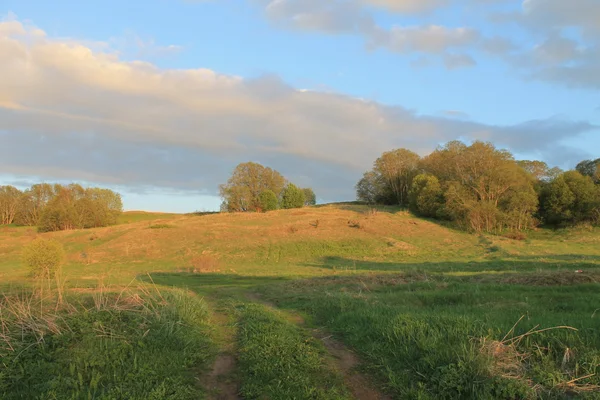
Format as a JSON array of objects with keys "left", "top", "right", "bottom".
[{"left": 1, "top": 0, "right": 599, "bottom": 212}]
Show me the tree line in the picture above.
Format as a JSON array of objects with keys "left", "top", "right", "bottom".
[
  {"left": 0, "top": 183, "right": 123, "bottom": 232},
  {"left": 219, "top": 162, "right": 316, "bottom": 212},
  {"left": 356, "top": 141, "right": 600, "bottom": 232}
]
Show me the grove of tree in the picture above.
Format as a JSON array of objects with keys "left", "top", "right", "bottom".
[
  {"left": 0, "top": 183, "right": 123, "bottom": 232},
  {"left": 357, "top": 141, "right": 600, "bottom": 232},
  {"left": 220, "top": 162, "right": 316, "bottom": 212}
]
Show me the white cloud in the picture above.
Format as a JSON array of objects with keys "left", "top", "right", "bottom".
[{"left": 0, "top": 19, "right": 596, "bottom": 201}]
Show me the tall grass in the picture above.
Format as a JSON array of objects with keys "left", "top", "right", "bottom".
[{"left": 0, "top": 284, "right": 215, "bottom": 399}]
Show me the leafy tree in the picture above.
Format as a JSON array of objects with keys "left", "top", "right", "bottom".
[
  {"left": 15, "top": 183, "right": 54, "bottom": 226},
  {"left": 219, "top": 162, "right": 286, "bottom": 212},
  {"left": 22, "top": 238, "right": 65, "bottom": 279},
  {"left": 355, "top": 171, "right": 394, "bottom": 205},
  {"left": 540, "top": 171, "right": 600, "bottom": 226},
  {"left": 302, "top": 188, "right": 316, "bottom": 206},
  {"left": 540, "top": 175, "right": 576, "bottom": 225},
  {"left": 562, "top": 171, "right": 600, "bottom": 223},
  {"left": 409, "top": 174, "right": 444, "bottom": 218},
  {"left": 258, "top": 190, "right": 279, "bottom": 212},
  {"left": 576, "top": 159, "right": 600, "bottom": 183},
  {"left": 281, "top": 183, "right": 305, "bottom": 209},
  {"left": 422, "top": 141, "right": 538, "bottom": 232},
  {"left": 0, "top": 185, "right": 22, "bottom": 225},
  {"left": 373, "top": 148, "right": 420, "bottom": 206}
]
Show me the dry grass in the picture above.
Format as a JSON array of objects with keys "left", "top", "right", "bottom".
[
  {"left": 478, "top": 316, "right": 599, "bottom": 396},
  {"left": 0, "top": 279, "right": 167, "bottom": 355}
]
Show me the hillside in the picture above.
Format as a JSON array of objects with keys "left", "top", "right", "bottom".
[
  {"left": 1, "top": 205, "right": 600, "bottom": 399},
  {"left": 2, "top": 204, "right": 600, "bottom": 286}
]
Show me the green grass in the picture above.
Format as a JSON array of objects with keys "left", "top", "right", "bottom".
[
  {"left": 0, "top": 288, "right": 215, "bottom": 400},
  {"left": 117, "top": 211, "right": 180, "bottom": 225},
  {"left": 2, "top": 204, "right": 600, "bottom": 398},
  {"left": 257, "top": 273, "right": 600, "bottom": 399},
  {"left": 235, "top": 303, "right": 349, "bottom": 400}
]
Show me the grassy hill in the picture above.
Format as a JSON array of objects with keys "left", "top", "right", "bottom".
[{"left": 1, "top": 205, "right": 599, "bottom": 399}]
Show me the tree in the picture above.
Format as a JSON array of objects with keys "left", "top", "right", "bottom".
[
  {"left": 576, "top": 159, "right": 600, "bottom": 183},
  {"left": 562, "top": 171, "right": 600, "bottom": 223},
  {"left": 421, "top": 141, "right": 539, "bottom": 232},
  {"left": 540, "top": 175, "right": 576, "bottom": 225},
  {"left": 281, "top": 183, "right": 305, "bottom": 209},
  {"left": 15, "top": 183, "right": 54, "bottom": 226},
  {"left": 219, "top": 162, "right": 286, "bottom": 212},
  {"left": 409, "top": 174, "right": 444, "bottom": 218},
  {"left": 356, "top": 172, "right": 380, "bottom": 205},
  {"left": 22, "top": 238, "right": 65, "bottom": 279},
  {"left": 36, "top": 184, "right": 123, "bottom": 232},
  {"left": 355, "top": 171, "right": 394, "bottom": 205},
  {"left": 0, "top": 185, "right": 22, "bottom": 225},
  {"left": 258, "top": 190, "right": 279, "bottom": 212},
  {"left": 302, "top": 188, "right": 316, "bottom": 206},
  {"left": 373, "top": 149, "right": 420, "bottom": 206}
]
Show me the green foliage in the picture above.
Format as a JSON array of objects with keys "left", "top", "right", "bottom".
[
  {"left": 541, "top": 171, "right": 600, "bottom": 226},
  {"left": 22, "top": 238, "right": 65, "bottom": 279},
  {"left": 371, "top": 148, "right": 421, "bottom": 206},
  {"left": 259, "top": 274, "right": 600, "bottom": 399},
  {"left": 363, "top": 141, "right": 542, "bottom": 232},
  {"left": 0, "top": 290, "right": 214, "bottom": 400},
  {"left": 0, "top": 185, "right": 22, "bottom": 225},
  {"left": 6, "top": 183, "right": 123, "bottom": 232},
  {"left": 302, "top": 188, "right": 317, "bottom": 206},
  {"left": 281, "top": 183, "right": 306, "bottom": 209},
  {"left": 576, "top": 158, "right": 600, "bottom": 183},
  {"left": 219, "top": 162, "right": 286, "bottom": 212},
  {"left": 356, "top": 171, "right": 385, "bottom": 204},
  {"left": 236, "top": 303, "right": 349, "bottom": 399},
  {"left": 409, "top": 174, "right": 444, "bottom": 217},
  {"left": 36, "top": 184, "right": 123, "bottom": 232},
  {"left": 258, "top": 190, "right": 279, "bottom": 212}
]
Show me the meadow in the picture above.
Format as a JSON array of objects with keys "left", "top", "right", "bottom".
[{"left": 1, "top": 204, "right": 599, "bottom": 399}]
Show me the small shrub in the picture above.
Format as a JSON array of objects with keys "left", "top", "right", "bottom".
[
  {"left": 288, "top": 225, "right": 299, "bottom": 234},
  {"left": 22, "top": 238, "right": 65, "bottom": 279}
]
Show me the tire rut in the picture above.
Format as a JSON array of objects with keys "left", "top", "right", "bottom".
[
  {"left": 245, "top": 292, "right": 391, "bottom": 400},
  {"left": 201, "top": 310, "right": 241, "bottom": 400}
]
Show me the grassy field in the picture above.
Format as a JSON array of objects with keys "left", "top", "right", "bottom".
[{"left": 1, "top": 205, "right": 599, "bottom": 399}]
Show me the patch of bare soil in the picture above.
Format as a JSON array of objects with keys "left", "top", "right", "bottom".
[
  {"left": 201, "top": 354, "right": 239, "bottom": 400},
  {"left": 314, "top": 330, "right": 392, "bottom": 400},
  {"left": 201, "top": 311, "right": 240, "bottom": 400}
]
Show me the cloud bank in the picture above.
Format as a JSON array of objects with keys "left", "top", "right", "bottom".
[{"left": 0, "top": 18, "right": 596, "bottom": 202}]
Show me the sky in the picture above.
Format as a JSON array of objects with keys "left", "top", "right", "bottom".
[{"left": 1, "top": 0, "right": 599, "bottom": 212}]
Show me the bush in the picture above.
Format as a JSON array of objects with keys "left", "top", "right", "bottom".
[
  {"left": 281, "top": 184, "right": 305, "bottom": 209},
  {"left": 22, "top": 238, "right": 65, "bottom": 279},
  {"left": 258, "top": 190, "right": 279, "bottom": 212}
]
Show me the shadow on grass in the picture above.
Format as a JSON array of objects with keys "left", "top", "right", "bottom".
[
  {"left": 300, "top": 256, "right": 600, "bottom": 274},
  {"left": 139, "top": 272, "right": 289, "bottom": 297}
]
